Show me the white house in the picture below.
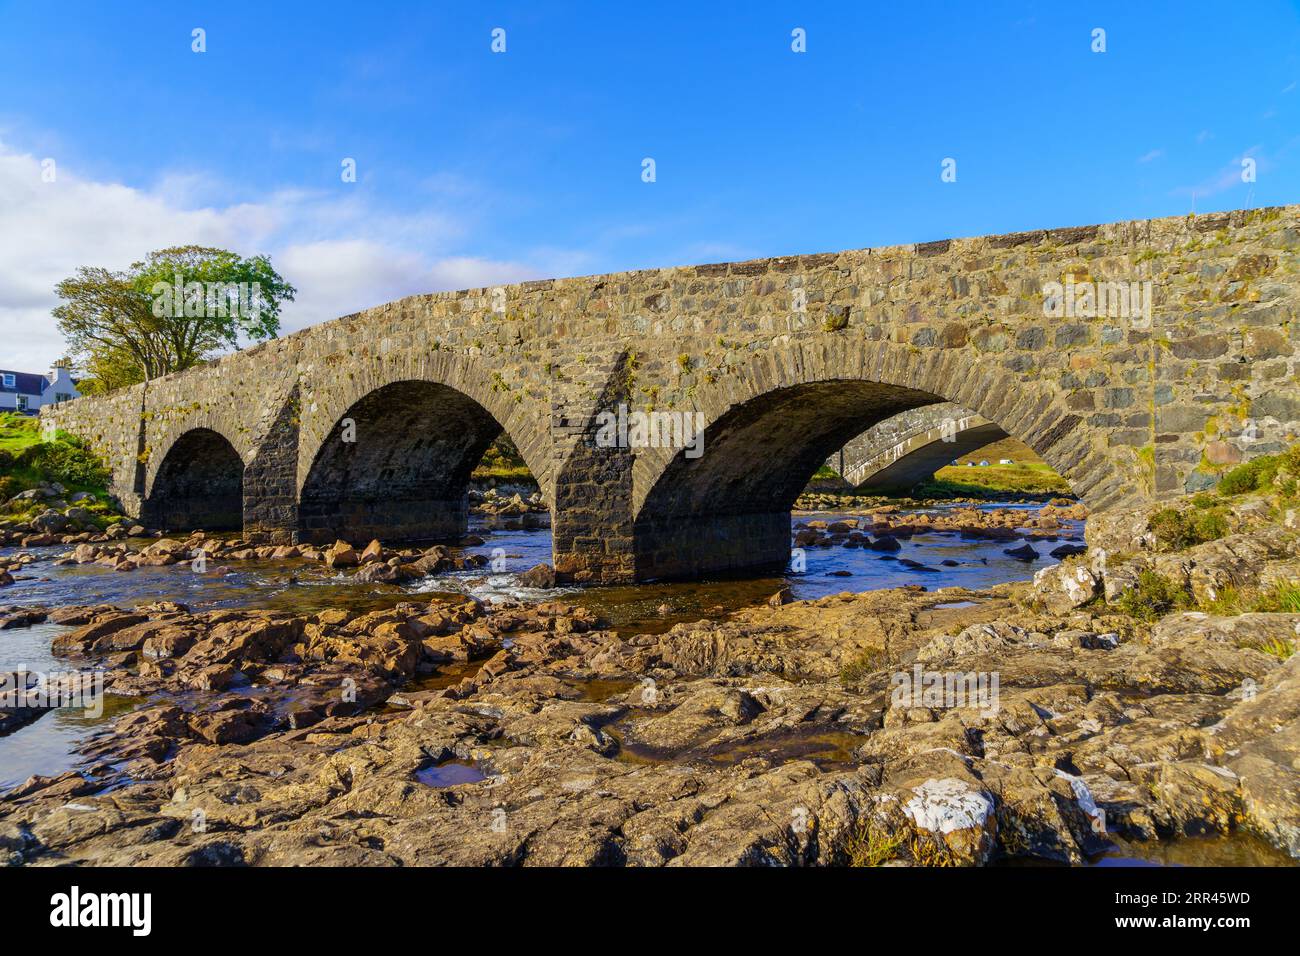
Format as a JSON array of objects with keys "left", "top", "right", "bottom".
[{"left": 0, "top": 360, "right": 81, "bottom": 415}]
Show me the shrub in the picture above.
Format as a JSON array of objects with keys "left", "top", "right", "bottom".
[
  {"left": 1284, "top": 444, "right": 1300, "bottom": 476},
  {"left": 1218, "top": 455, "right": 1282, "bottom": 495},
  {"left": 1113, "top": 570, "right": 1192, "bottom": 622},
  {"left": 1150, "top": 507, "right": 1229, "bottom": 550},
  {"left": 21, "top": 441, "right": 110, "bottom": 488}
]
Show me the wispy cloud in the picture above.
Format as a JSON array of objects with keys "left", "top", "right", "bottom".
[
  {"left": 0, "top": 142, "right": 567, "bottom": 369},
  {"left": 1170, "top": 146, "right": 1265, "bottom": 200},
  {"left": 1137, "top": 149, "right": 1163, "bottom": 164}
]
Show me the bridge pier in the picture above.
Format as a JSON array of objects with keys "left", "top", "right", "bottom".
[
  {"left": 634, "top": 511, "right": 790, "bottom": 581},
  {"left": 550, "top": 372, "right": 638, "bottom": 584},
  {"left": 242, "top": 387, "right": 303, "bottom": 544},
  {"left": 297, "top": 496, "right": 468, "bottom": 545}
]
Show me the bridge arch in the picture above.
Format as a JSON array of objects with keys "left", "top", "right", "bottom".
[
  {"left": 629, "top": 339, "right": 1137, "bottom": 580},
  {"left": 294, "top": 359, "right": 551, "bottom": 545},
  {"left": 828, "top": 403, "right": 1010, "bottom": 490},
  {"left": 142, "top": 427, "right": 246, "bottom": 531}
]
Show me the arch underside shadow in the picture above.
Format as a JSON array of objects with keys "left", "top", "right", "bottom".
[
  {"left": 143, "top": 428, "right": 245, "bottom": 531},
  {"left": 853, "top": 421, "right": 1010, "bottom": 491},
  {"left": 297, "top": 380, "right": 506, "bottom": 544},
  {"left": 633, "top": 380, "right": 943, "bottom": 580}
]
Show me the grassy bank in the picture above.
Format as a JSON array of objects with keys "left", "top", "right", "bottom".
[
  {"left": 811, "top": 436, "right": 1074, "bottom": 500},
  {"left": 0, "top": 413, "right": 112, "bottom": 501},
  {"left": 470, "top": 433, "right": 539, "bottom": 487},
  {"left": 915, "top": 461, "right": 1073, "bottom": 497}
]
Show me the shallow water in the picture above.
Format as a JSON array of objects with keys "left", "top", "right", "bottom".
[
  {"left": 0, "top": 504, "right": 1079, "bottom": 632},
  {"left": 414, "top": 759, "right": 487, "bottom": 788},
  {"left": 1088, "top": 833, "right": 1297, "bottom": 867},
  {"left": 0, "top": 621, "right": 136, "bottom": 790},
  {"left": 0, "top": 504, "right": 1080, "bottom": 802}
]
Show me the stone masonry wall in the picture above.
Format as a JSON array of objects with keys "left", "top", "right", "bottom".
[{"left": 42, "top": 205, "right": 1300, "bottom": 581}]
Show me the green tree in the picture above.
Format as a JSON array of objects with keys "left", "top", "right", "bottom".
[
  {"left": 77, "top": 345, "right": 147, "bottom": 395},
  {"left": 55, "top": 245, "right": 296, "bottom": 391}
]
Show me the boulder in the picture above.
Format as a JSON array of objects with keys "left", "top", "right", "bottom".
[
  {"left": 355, "top": 562, "right": 400, "bottom": 584},
  {"left": 519, "top": 564, "right": 557, "bottom": 589},
  {"left": 1033, "top": 560, "right": 1100, "bottom": 612},
  {"left": 1049, "top": 543, "right": 1087, "bottom": 559},
  {"left": 323, "top": 540, "right": 359, "bottom": 569},
  {"left": 897, "top": 776, "right": 998, "bottom": 866},
  {"left": 70, "top": 543, "right": 99, "bottom": 563},
  {"left": 1003, "top": 543, "right": 1039, "bottom": 562}
]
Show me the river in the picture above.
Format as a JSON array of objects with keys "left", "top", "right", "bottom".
[{"left": 0, "top": 502, "right": 1075, "bottom": 789}]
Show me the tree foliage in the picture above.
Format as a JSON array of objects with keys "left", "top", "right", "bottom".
[{"left": 55, "top": 245, "right": 296, "bottom": 392}]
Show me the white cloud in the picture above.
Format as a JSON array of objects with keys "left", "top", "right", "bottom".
[
  {"left": 275, "top": 242, "right": 537, "bottom": 326},
  {"left": 1171, "top": 146, "right": 1267, "bottom": 201},
  {"left": 1137, "top": 149, "right": 1163, "bottom": 164},
  {"left": 0, "top": 142, "right": 548, "bottom": 371}
]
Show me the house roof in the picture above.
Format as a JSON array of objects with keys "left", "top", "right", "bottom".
[{"left": 0, "top": 370, "right": 50, "bottom": 396}]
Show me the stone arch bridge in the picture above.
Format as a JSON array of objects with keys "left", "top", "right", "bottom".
[
  {"left": 44, "top": 205, "right": 1300, "bottom": 583},
  {"left": 825, "top": 403, "right": 1008, "bottom": 490}
]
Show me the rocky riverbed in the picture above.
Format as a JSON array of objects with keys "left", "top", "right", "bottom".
[{"left": 0, "top": 490, "right": 1295, "bottom": 867}]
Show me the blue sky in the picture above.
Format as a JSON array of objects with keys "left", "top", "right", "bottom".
[{"left": 1, "top": 0, "right": 1298, "bottom": 366}]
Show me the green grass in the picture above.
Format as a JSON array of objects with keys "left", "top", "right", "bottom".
[
  {"left": 1113, "top": 570, "right": 1193, "bottom": 622},
  {"left": 470, "top": 433, "right": 539, "bottom": 486},
  {"left": 1240, "top": 636, "right": 1296, "bottom": 660},
  {"left": 1199, "top": 580, "right": 1300, "bottom": 619},
  {"left": 845, "top": 819, "right": 906, "bottom": 867},
  {"left": 914, "top": 462, "right": 1072, "bottom": 497},
  {"left": 1253, "top": 580, "right": 1300, "bottom": 613},
  {"left": 0, "top": 412, "right": 112, "bottom": 503},
  {"left": 0, "top": 413, "right": 42, "bottom": 454},
  {"left": 470, "top": 462, "right": 536, "bottom": 483},
  {"left": 1200, "top": 585, "right": 1247, "bottom": 616}
]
